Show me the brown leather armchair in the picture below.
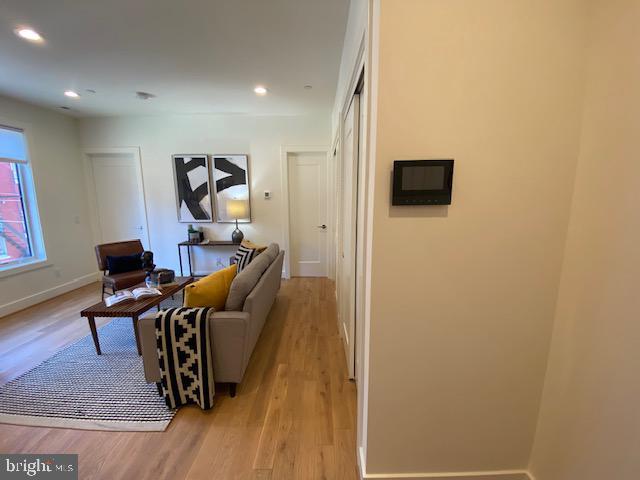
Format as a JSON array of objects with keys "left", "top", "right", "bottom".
[{"left": 95, "top": 240, "right": 147, "bottom": 299}]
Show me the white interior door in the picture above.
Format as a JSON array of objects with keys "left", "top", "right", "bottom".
[
  {"left": 88, "top": 152, "right": 149, "bottom": 247},
  {"left": 339, "top": 95, "right": 359, "bottom": 379},
  {"left": 288, "top": 152, "right": 328, "bottom": 277}
]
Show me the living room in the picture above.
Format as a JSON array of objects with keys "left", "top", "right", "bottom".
[
  {"left": 0, "top": 0, "right": 355, "bottom": 478},
  {"left": 2, "top": 1, "right": 640, "bottom": 480}
]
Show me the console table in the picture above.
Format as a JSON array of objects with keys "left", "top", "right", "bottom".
[{"left": 177, "top": 240, "right": 238, "bottom": 276}]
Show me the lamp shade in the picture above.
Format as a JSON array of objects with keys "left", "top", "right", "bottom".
[{"left": 226, "top": 199, "right": 248, "bottom": 219}]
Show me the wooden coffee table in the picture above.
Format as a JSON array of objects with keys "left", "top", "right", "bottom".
[{"left": 81, "top": 276, "right": 193, "bottom": 355}]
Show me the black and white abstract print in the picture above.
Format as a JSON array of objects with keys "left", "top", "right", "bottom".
[
  {"left": 212, "top": 155, "right": 251, "bottom": 223},
  {"left": 173, "top": 155, "right": 213, "bottom": 222}
]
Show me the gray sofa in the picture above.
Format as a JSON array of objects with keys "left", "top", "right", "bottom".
[{"left": 139, "top": 244, "right": 284, "bottom": 397}]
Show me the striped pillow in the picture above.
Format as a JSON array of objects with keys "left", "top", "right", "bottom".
[{"left": 234, "top": 245, "right": 257, "bottom": 272}]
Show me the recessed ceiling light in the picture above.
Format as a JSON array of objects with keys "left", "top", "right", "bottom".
[
  {"left": 15, "top": 28, "right": 43, "bottom": 43},
  {"left": 254, "top": 86, "right": 267, "bottom": 96},
  {"left": 64, "top": 90, "right": 80, "bottom": 98},
  {"left": 135, "top": 91, "right": 156, "bottom": 100},
  {"left": 304, "top": 85, "right": 313, "bottom": 90}
]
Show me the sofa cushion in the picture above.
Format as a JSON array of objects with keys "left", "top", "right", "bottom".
[
  {"left": 234, "top": 244, "right": 258, "bottom": 272},
  {"left": 240, "top": 239, "right": 267, "bottom": 255},
  {"left": 225, "top": 250, "right": 273, "bottom": 311},
  {"left": 183, "top": 264, "right": 237, "bottom": 310},
  {"left": 261, "top": 243, "right": 280, "bottom": 264}
]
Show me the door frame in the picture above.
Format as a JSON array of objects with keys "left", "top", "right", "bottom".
[
  {"left": 82, "top": 147, "right": 151, "bottom": 249},
  {"left": 280, "top": 145, "right": 330, "bottom": 279},
  {"left": 329, "top": 136, "right": 340, "bottom": 282}
]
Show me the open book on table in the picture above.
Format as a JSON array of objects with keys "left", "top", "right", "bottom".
[{"left": 105, "top": 287, "right": 162, "bottom": 307}]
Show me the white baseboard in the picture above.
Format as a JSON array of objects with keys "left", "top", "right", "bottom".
[
  {"left": 359, "top": 446, "right": 367, "bottom": 478},
  {"left": 358, "top": 447, "right": 532, "bottom": 480},
  {"left": 0, "top": 271, "right": 101, "bottom": 318}
]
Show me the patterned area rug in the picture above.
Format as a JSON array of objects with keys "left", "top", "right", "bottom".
[{"left": 0, "top": 318, "right": 175, "bottom": 431}]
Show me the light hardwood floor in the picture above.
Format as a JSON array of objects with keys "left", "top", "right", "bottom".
[{"left": 0, "top": 277, "right": 359, "bottom": 480}]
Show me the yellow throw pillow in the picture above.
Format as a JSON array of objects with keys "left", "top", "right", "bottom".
[
  {"left": 241, "top": 239, "right": 267, "bottom": 255},
  {"left": 183, "top": 264, "right": 237, "bottom": 310}
]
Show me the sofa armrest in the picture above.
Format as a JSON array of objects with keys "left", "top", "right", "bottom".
[
  {"left": 138, "top": 310, "right": 252, "bottom": 384},
  {"left": 208, "top": 311, "right": 251, "bottom": 383},
  {"left": 139, "top": 312, "right": 161, "bottom": 383}
]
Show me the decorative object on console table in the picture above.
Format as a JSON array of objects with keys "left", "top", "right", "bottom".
[
  {"left": 227, "top": 199, "right": 249, "bottom": 243},
  {"left": 187, "top": 224, "right": 204, "bottom": 243},
  {"left": 173, "top": 154, "right": 213, "bottom": 223},
  {"left": 212, "top": 155, "right": 251, "bottom": 223}
]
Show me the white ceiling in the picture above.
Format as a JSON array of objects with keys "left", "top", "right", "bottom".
[{"left": 0, "top": 0, "right": 349, "bottom": 117}]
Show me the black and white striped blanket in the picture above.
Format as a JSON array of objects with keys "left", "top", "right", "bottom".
[{"left": 154, "top": 307, "right": 215, "bottom": 410}]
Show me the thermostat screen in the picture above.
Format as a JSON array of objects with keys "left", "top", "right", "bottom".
[{"left": 401, "top": 166, "right": 445, "bottom": 191}]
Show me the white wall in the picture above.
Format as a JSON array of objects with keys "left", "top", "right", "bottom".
[
  {"left": 79, "top": 114, "right": 329, "bottom": 274},
  {"left": 0, "top": 95, "right": 97, "bottom": 316},
  {"left": 362, "top": 0, "right": 587, "bottom": 477},
  {"left": 530, "top": 1, "right": 640, "bottom": 479}
]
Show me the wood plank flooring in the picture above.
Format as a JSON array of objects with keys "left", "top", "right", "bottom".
[{"left": 0, "top": 277, "right": 358, "bottom": 480}]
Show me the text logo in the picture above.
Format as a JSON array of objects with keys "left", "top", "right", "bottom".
[{"left": 0, "top": 455, "right": 77, "bottom": 480}]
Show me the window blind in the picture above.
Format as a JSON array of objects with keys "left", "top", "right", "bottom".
[{"left": 0, "top": 126, "right": 28, "bottom": 164}]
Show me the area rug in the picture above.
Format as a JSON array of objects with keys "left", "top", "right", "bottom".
[{"left": 0, "top": 318, "right": 175, "bottom": 431}]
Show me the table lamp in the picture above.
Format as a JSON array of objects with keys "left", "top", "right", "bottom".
[{"left": 226, "top": 199, "right": 248, "bottom": 243}]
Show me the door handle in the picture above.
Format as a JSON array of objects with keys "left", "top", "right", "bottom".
[{"left": 317, "top": 224, "right": 327, "bottom": 229}]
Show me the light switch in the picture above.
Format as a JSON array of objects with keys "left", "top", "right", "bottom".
[{"left": 264, "top": 191, "right": 271, "bottom": 199}]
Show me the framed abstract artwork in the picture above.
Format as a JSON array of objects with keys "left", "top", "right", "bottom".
[
  {"left": 172, "top": 154, "right": 213, "bottom": 223},
  {"left": 212, "top": 155, "right": 251, "bottom": 223}
]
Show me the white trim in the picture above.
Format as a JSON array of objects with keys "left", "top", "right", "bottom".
[
  {"left": 358, "top": 451, "right": 531, "bottom": 480},
  {"left": 361, "top": 471, "right": 531, "bottom": 480},
  {"left": 328, "top": 136, "right": 340, "bottom": 282},
  {"left": 0, "top": 259, "right": 50, "bottom": 279},
  {"left": 0, "top": 414, "right": 170, "bottom": 432},
  {"left": 0, "top": 121, "right": 48, "bottom": 269},
  {"left": 327, "top": 141, "right": 338, "bottom": 281},
  {"left": 82, "top": 147, "right": 151, "bottom": 250},
  {"left": 0, "top": 271, "right": 100, "bottom": 318},
  {"left": 280, "top": 145, "right": 330, "bottom": 279},
  {"left": 356, "top": 0, "right": 380, "bottom": 468},
  {"left": 359, "top": 446, "right": 367, "bottom": 479}
]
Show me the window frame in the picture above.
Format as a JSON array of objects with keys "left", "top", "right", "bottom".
[
  {"left": 0, "top": 222, "right": 9, "bottom": 259},
  {"left": 0, "top": 122, "right": 47, "bottom": 276}
]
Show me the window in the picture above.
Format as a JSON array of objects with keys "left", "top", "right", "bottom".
[{"left": 0, "top": 125, "right": 46, "bottom": 270}]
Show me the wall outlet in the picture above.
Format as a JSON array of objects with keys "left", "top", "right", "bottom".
[{"left": 264, "top": 191, "right": 271, "bottom": 199}]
